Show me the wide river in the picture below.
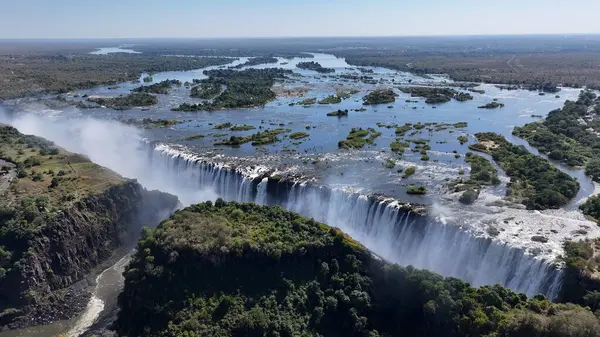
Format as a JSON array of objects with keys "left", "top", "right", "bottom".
[{"left": 0, "top": 52, "right": 597, "bottom": 336}]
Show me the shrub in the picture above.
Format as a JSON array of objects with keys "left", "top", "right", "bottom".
[
  {"left": 407, "top": 185, "right": 427, "bottom": 195},
  {"left": 459, "top": 189, "right": 479, "bottom": 205}
]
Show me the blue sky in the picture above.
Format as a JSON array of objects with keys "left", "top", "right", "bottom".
[{"left": 1, "top": 0, "right": 599, "bottom": 38}]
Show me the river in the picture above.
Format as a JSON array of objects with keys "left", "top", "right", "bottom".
[{"left": 0, "top": 51, "right": 596, "bottom": 336}]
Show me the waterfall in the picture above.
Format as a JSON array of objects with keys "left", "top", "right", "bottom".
[
  {"left": 255, "top": 178, "right": 269, "bottom": 205},
  {"left": 149, "top": 143, "right": 564, "bottom": 299}
]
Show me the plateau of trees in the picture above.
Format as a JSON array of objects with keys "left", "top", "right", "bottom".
[{"left": 116, "top": 200, "right": 600, "bottom": 337}]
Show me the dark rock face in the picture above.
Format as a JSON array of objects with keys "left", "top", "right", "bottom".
[{"left": 0, "top": 180, "right": 179, "bottom": 328}]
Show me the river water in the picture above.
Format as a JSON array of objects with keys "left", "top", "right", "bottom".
[{"left": 0, "top": 255, "right": 129, "bottom": 337}]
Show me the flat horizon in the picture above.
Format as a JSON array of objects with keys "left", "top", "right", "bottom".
[{"left": 1, "top": 33, "right": 600, "bottom": 41}]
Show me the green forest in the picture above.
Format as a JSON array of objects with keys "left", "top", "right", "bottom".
[{"left": 116, "top": 200, "right": 600, "bottom": 337}]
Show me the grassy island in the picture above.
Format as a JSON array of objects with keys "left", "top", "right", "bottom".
[
  {"left": 215, "top": 128, "right": 290, "bottom": 146},
  {"left": 116, "top": 200, "right": 600, "bottom": 337},
  {"left": 338, "top": 128, "right": 380, "bottom": 149},
  {"left": 123, "top": 118, "right": 183, "bottom": 128},
  {"left": 406, "top": 185, "right": 427, "bottom": 195},
  {"left": 289, "top": 132, "right": 309, "bottom": 140},
  {"left": 326, "top": 109, "right": 348, "bottom": 117},
  {"left": 318, "top": 95, "right": 343, "bottom": 104}
]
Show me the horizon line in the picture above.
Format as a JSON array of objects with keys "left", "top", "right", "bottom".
[{"left": 1, "top": 32, "right": 600, "bottom": 41}]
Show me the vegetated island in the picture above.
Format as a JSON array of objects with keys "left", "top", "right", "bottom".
[
  {"left": 469, "top": 132, "right": 579, "bottom": 209},
  {"left": 318, "top": 95, "right": 342, "bottom": 104},
  {"left": 297, "top": 61, "right": 335, "bottom": 73},
  {"left": 406, "top": 185, "right": 427, "bottom": 195},
  {"left": 478, "top": 102, "right": 505, "bottom": 109},
  {"left": 87, "top": 92, "right": 158, "bottom": 110},
  {"left": 449, "top": 152, "right": 501, "bottom": 205},
  {"left": 363, "top": 88, "right": 398, "bottom": 105},
  {"left": 327, "top": 109, "right": 349, "bottom": 117},
  {"left": 172, "top": 68, "right": 292, "bottom": 111},
  {"left": 215, "top": 128, "right": 290, "bottom": 146},
  {"left": 289, "top": 132, "right": 309, "bottom": 140},
  {"left": 115, "top": 200, "right": 600, "bottom": 337},
  {"left": 122, "top": 118, "right": 183, "bottom": 128},
  {"left": 512, "top": 90, "right": 598, "bottom": 170},
  {"left": 400, "top": 87, "right": 473, "bottom": 104},
  {"left": 132, "top": 79, "right": 182, "bottom": 94},
  {"left": 510, "top": 90, "right": 600, "bottom": 219},
  {"left": 0, "top": 125, "right": 178, "bottom": 328},
  {"left": 338, "top": 128, "right": 381, "bottom": 149},
  {"left": 232, "top": 56, "right": 279, "bottom": 68}
]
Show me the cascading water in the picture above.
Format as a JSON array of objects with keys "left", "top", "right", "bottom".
[
  {"left": 149, "top": 143, "right": 564, "bottom": 299},
  {"left": 0, "top": 109, "right": 565, "bottom": 300}
]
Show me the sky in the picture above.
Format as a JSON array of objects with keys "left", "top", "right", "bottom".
[{"left": 1, "top": 0, "right": 599, "bottom": 39}]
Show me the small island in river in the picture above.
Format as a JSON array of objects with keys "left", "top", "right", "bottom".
[
  {"left": 478, "top": 102, "right": 505, "bottom": 109},
  {"left": 297, "top": 61, "right": 335, "bottom": 73},
  {"left": 400, "top": 87, "right": 474, "bottom": 104},
  {"left": 363, "top": 88, "right": 398, "bottom": 105},
  {"left": 173, "top": 68, "right": 292, "bottom": 111},
  {"left": 87, "top": 92, "right": 158, "bottom": 110}
]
